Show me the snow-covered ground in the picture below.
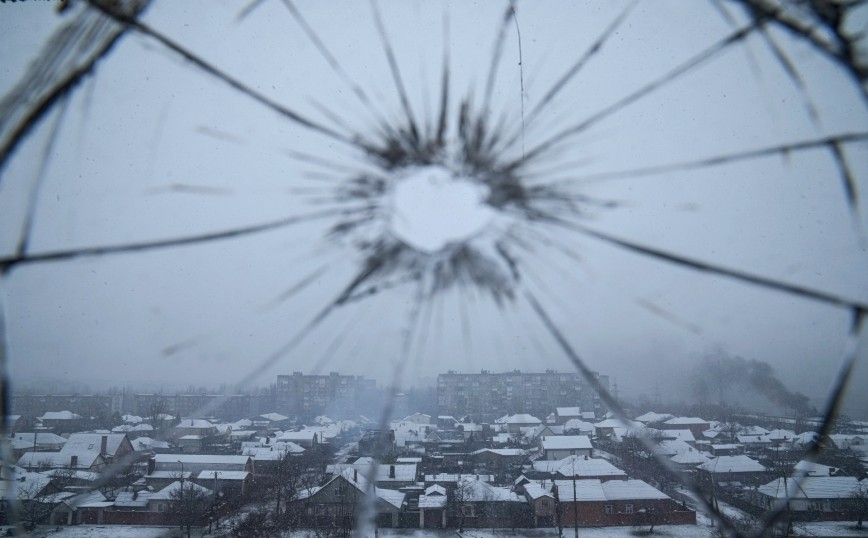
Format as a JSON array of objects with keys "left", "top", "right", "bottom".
[
  {"left": 6, "top": 520, "right": 866, "bottom": 537},
  {"left": 3, "top": 524, "right": 719, "bottom": 538}
]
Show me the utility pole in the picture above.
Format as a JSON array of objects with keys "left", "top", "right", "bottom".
[{"left": 572, "top": 459, "right": 579, "bottom": 538}]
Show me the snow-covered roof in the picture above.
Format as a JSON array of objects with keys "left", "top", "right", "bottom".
[
  {"left": 472, "top": 448, "right": 527, "bottom": 457},
  {"left": 527, "top": 425, "right": 564, "bottom": 439},
  {"left": 278, "top": 430, "right": 318, "bottom": 442},
  {"left": 18, "top": 451, "right": 94, "bottom": 470},
  {"left": 150, "top": 480, "right": 212, "bottom": 500},
  {"left": 758, "top": 476, "right": 862, "bottom": 500},
  {"left": 456, "top": 476, "right": 523, "bottom": 502},
  {"left": 664, "top": 417, "right": 707, "bottom": 425},
  {"left": 155, "top": 454, "right": 251, "bottom": 465},
  {"left": 327, "top": 461, "right": 417, "bottom": 482},
  {"left": 46, "top": 468, "right": 100, "bottom": 482},
  {"left": 419, "top": 484, "right": 447, "bottom": 508},
  {"left": 533, "top": 455, "right": 626, "bottom": 479},
  {"left": 146, "top": 470, "right": 193, "bottom": 480},
  {"left": 671, "top": 450, "right": 710, "bottom": 465},
  {"left": 259, "top": 412, "right": 290, "bottom": 422},
  {"left": 197, "top": 470, "right": 250, "bottom": 481},
  {"left": 541, "top": 435, "right": 592, "bottom": 451},
  {"left": 524, "top": 483, "right": 555, "bottom": 500},
  {"left": 335, "top": 468, "right": 406, "bottom": 509},
  {"left": 766, "top": 429, "right": 796, "bottom": 441},
  {"left": 8, "top": 432, "right": 67, "bottom": 446},
  {"left": 496, "top": 414, "right": 542, "bottom": 425},
  {"left": 655, "top": 439, "right": 693, "bottom": 457},
  {"left": 114, "top": 490, "right": 152, "bottom": 508},
  {"left": 662, "top": 429, "right": 696, "bottom": 443},
  {"left": 425, "top": 484, "right": 446, "bottom": 495},
  {"left": 794, "top": 460, "right": 837, "bottom": 477},
  {"left": 697, "top": 455, "right": 766, "bottom": 473},
  {"left": 602, "top": 479, "right": 670, "bottom": 500},
  {"left": 419, "top": 493, "right": 447, "bottom": 508},
  {"left": 563, "top": 419, "right": 595, "bottom": 433},
  {"left": 425, "top": 473, "right": 493, "bottom": 483},
  {"left": 112, "top": 424, "right": 153, "bottom": 433},
  {"left": 634, "top": 412, "right": 674, "bottom": 423},
  {"left": 176, "top": 419, "right": 214, "bottom": 429},
  {"left": 133, "top": 437, "right": 171, "bottom": 450},
  {"left": 39, "top": 411, "right": 81, "bottom": 420},
  {"left": 556, "top": 407, "right": 582, "bottom": 417}
]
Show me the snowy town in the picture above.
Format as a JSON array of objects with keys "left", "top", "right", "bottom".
[{"left": 2, "top": 370, "right": 867, "bottom": 537}]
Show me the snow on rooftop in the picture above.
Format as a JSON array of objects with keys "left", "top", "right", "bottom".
[
  {"left": 697, "top": 455, "right": 766, "bottom": 473},
  {"left": 39, "top": 411, "right": 82, "bottom": 420},
  {"left": 664, "top": 417, "right": 707, "bottom": 425},
  {"left": 602, "top": 479, "right": 670, "bottom": 500},
  {"left": 540, "top": 435, "right": 592, "bottom": 450},
  {"left": 533, "top": 455, "right": 626, "bottom": 478},
  {"left": 758, "top": 476, "right": 862, "bottom": 500},
  {"left": 634, "top": 412, "right": 675, "bottom": 423},
  {"left": 496, "top": 414, "right": 542, "bottom": 424}
]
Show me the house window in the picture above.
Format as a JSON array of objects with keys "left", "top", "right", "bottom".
[
  {"left": 461, "top": 505, "right": 476, "bottom": 517},
  {"left": 625, "top": 504, "right": 634, "bottom": 514},
  {"left": 604, "top": 505, "right": 613, "bottom": 515}
]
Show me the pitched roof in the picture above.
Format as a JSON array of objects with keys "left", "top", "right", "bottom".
[
  {"left": 259, "top": 412, "right": 290, "bottom": 422},
  {"left": 664, "top": 417, "right": 707, "bottom": 425},
  {"left": 634, "top": 412, "right": 674, "bottom": 423},
  {"left": 456, "top": 476, "right": 523, "bottom": 502},
  {"left": 758, "top": 476, "right": 862, "bottom": 500},
  {"left": 335, "top": 468, "right": 406, "bottom": 509},
  {"left": 602, "top": 479, "right": 670, "bottom": 500},
  {"left": 671, "top": 451, "right": 710, "bottom": 465},
  {"left": 541, "top": 435, "right": 592, "bottom": 451},
  {"left": 533, "top": 455, "right": 626, "bottom": 479},
  {"left": 60, "top": 433, "right": 128, "bottom": 458},
  {"left": 698, "top": 455, "right": 766, "bottom": 473},
  {"left": 39, "top": 411, "right": 81, "bottom": 420},
  {"left": 150, "top": 480, "right": 213, "bottom": 500},
  {"left": 496, "top": 414, "right": 542, "bottom": 425},
  {"left": 18, "top": 451, "right": 98, "bottom": 470},
  {"left": 155, "top": 454, "right": 251, "bottom": 466}
]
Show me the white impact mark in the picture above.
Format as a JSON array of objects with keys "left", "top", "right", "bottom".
[{"left": 389, "top": 165, "right": 496, "bottom": 253}]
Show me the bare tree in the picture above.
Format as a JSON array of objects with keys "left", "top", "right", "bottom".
[
  {"left": 170, "top": 481, "right": 210, "bottom": 538},
  {"left": 14, "top": 479, "right": 53, "bottom": 530},
  {"left": 846, "top": 484, "right": 868, "bottom": 529},
  {"left": 147, "top": 394, "right": 170, "bottom": 434}
]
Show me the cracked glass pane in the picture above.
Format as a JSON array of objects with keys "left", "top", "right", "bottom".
[{"left": 0, "top": 1, "right": 866, "bottom": 535}]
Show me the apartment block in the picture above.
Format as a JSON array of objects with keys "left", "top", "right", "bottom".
[
  {"left": 437, "top": 370, "right": 607, "bottom": 422},
  {"left": 276, "top": 372, "right": 377, "bottom": 419}
]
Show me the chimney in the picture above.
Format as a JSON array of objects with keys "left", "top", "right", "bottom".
[
  {"left": 100, "top": 435, "right": 108, "bottom": 456},
  {"left": 389, "top": 465, "right": 396, "bottom": 479},
  {"left": 353, "top": 469, "right": 358, "bottom": 482},
  {"left": 147, "top": 457, "right": 156, "bottom": 475},
  {"left": 70, "top": 455, "right": 78, "bottom": 468}
]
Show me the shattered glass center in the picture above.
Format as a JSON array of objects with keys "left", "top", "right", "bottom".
[{"left": 389, "top": 165, "right": 496, "bottom": 254}]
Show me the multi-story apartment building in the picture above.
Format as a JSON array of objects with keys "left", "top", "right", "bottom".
[
  {"left": 437, "top": 370, "right": 607, "bottom": 422},
  {"left": 276, "top": 372, "right": 378, "bottom": 419}
]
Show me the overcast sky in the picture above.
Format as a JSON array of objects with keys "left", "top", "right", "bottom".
[{"left": 1, "top": 1, "right": 866, "bottom": 417}]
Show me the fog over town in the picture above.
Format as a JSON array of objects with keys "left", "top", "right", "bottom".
[{"left": 1, "top": 1, "right": 867, "bottom": 535}]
